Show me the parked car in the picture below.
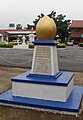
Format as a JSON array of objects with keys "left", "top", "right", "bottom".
[
  {"left": 78, "top": 42, "right": 83, "bottom": 47},
  {"left": 66, "top": 41, "right": 73, "bottom": 46}
]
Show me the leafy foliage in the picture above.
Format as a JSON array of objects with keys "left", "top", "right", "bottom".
[
  {"left": 0, "top": 43, "right": 13, "bottom": 48},
  {"left": 28, "top": 44, "right": 34, "bottom": 48},
  {"left": 57, "top": 43, "right": 66, "bottom": 48},
  {"left": 56, "top": 14, "right": 71, "bottom": 42},
  {"left": 57, "top": 39, "right": 62, "bottom": 43},
  {"left": 33, "top": 13, "right": 45, "bottom": 27},
  {"left": 26, "top": 24, "right": 35, "bottom": 29},
  {"left": 16, "top": 24, "right": 22, "bottom": 30}
]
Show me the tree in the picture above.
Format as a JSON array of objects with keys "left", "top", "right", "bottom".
[
  {"left": 33, "top": 13, "right": 44, "bottom": 27},
  {"left": 26, "top": 24, "right": 35, "bottom": 29},
  {"left": 55, "top": 14, "right": 71, "bottom": 42},
  {"left": 33, "top": 11, "right": 71, "bottom": 42},
  {"left": 16, "top": 24, "right": 22, "bottom": 30}
]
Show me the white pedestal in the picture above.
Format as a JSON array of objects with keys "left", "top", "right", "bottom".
[
  {"left": 32, "top": 45, "right": 59, "bottom": 75},
  {"left": 12, "top": 40, "right": 74, "bottom": 103},
  {"left": 12, "top": 78, "right": 73, "bottom": 102}
]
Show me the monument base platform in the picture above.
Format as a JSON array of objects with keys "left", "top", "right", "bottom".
[
  {"left": 11, "top": 71, "right": 74, "bottom": 102},
  {"left": 0, "top": 86, "right": 83, "bottom": 116}
]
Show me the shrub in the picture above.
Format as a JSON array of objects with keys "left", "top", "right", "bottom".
[
  {"left": 0, "top": 43, "right": 13, "bottom": 48},
  {"left": 57, "top": 43, "right": 66, "bottom": 48},
  {"left": 73, "top": 41, "right": 79, "bottom": 45},
  {"left": 57, "top": 39, "right": 61, "bottom": 43},
  {"left": 10, "top": 42, "right": 18, "bottom": 45},
  {"left": 28, "top": 44, "right": 34, "bottom": 48}
]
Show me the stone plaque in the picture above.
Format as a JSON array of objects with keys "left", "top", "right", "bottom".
[{"left": 33, "top": 46, "right": 51, "bottom": 74}]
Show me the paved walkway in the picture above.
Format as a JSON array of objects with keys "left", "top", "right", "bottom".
[{"left": 13, "top": 44, "right": 29, "bottom": 49}]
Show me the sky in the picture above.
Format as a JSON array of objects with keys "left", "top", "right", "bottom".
[{"left": 0, "top": 0, "right": 83, "bottom": 29}]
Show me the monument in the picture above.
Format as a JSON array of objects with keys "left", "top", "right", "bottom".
[
  {"left": 28, "top": 33, "right": 36, "bottom": 43},
  {"left": 17, "top": 35, "right": 20, "bottom": 45},
  {"left": 0, "top": 16, "right": 83, "bottom": 116},
  {"left": 22, "top": 35, "right": 26, "bottom": 45},
  {"left": 14, "top": 35, "right": 28, "bottom": 49}
]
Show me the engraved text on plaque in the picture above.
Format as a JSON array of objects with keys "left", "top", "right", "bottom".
[{"left": 33, "top": 46, "right": 51, "bottom": 74}]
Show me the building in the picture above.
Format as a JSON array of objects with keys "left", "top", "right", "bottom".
[
  {"left": 0, "top": 29, "right": 36, "bottom": 43},
  {"left": 69, "top": 20, "right": 83, "bottom": 43}
]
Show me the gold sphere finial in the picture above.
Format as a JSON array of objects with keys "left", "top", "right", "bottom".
[{"left": 36, "top": 16, "right": 57, "bottom": 40}]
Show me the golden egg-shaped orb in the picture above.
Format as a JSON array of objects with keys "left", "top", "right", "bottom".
[{"left": 36, "top": 16, "right": 57, "bottom": 40}]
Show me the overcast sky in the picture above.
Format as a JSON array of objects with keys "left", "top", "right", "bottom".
[{"left": 0, "top": 0, "right": 83, "bottom": 29}]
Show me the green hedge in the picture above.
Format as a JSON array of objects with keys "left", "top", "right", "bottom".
[
  {"left": 0, "top": 43, "right": 13, "bottom": 48},
  {"left": 28, "top": 44, "right": 34, "bottom": 48},
  {"left": 73, "top": 41, "right": 79, "bottom": 45},
  {"left": 10, "top": 42, "right": 22, "bottom": 45},
  {"left": 57, "top": 39, "right": 62, "bottom": 43},
  {"left": 10, "top": 42, "right": 18, "bottom": 45},
  {"left": 57, "top": 43, "right": 66, "bottom": 48}
]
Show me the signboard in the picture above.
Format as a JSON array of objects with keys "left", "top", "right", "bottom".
[
  {"left": 9, "top": 23, "right": 15, "bottom": 27},
  {"left": 80, "top": 34, "right": 83, "bottom": 38}
]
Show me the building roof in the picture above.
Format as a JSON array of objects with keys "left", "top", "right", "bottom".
[
  {"left": 69, "top": 20, "right": 83, "bottom": 28},
  {"left": 5, "top": 31, "right": 36, "bottom": 35},
  {"left": 0, "top": 29, "right": 36, "bottom": 35},
  {"left": 0, "top": 30, "right": 7, "bottom": 34}
]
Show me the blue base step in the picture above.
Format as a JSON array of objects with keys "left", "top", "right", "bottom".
[
  {"left": 11, "top": 70, "right": 74, "bottom": 86},
  {"left": 0, "top": 86, "right": 83, "bottom": 114}
]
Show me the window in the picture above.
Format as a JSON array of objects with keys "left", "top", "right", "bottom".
[{"left": 75, "top": 29, "right": 80, "bottom": 32}]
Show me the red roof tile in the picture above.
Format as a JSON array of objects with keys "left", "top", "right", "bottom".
[{"left": 69, "top": 20, "right": 83, "bottom": 28}]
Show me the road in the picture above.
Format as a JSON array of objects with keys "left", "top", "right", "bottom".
[
  {"left": 0, "top": 46, "right": 83, "bottom": 72},
  {"left": 57, "top": 46, "right": 83, "bottom": 72}
]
